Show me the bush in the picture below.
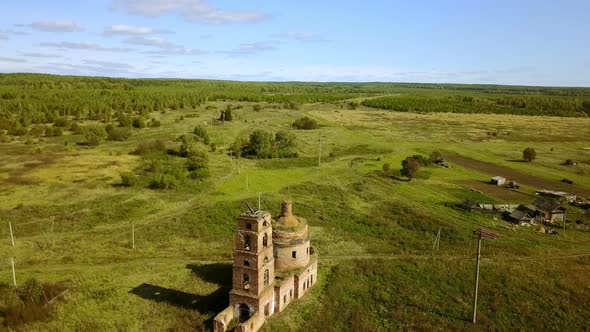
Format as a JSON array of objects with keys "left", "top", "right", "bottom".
[
  {"left": 238, "top": 129, "right": 297, "bottom": 159},
  {"left": 132, "top": 117, "right": 146, "bottom": 128},
  {"left": 253, "top": 104, "right": 261, "bottom": 112},
  {"left": 69, "top": 122, "right": 83, "bottom": 134},
  {"left": 224, "top": 109, "right": 233, "bottom": 121},
  {"left": 105, "top": 123, "right": 114, "bottom": 134},
  {"left": 149, "top": 174, "right": 178, "bottom": 189},
  {"left": 117, "top": 112, "right": 132, "bottom": 127},
  {"left": 401, "top": 157, "right": 421, "bottom": 179},
  {"left": 10, "top": 127, "right": 28, "bottom": 136},
  {"left": 85, "top": 125, "right": 107, "bottom": 146},
  {"left": 131, "top": 140, "right": 166, "bottom": 155},
  {"left": 430, "top": 151, "right": 443, "bottom": 163},
  {"left": 108, "top": 127, "right": 132, "bottom": 141},
  {"left": 119, "top": 172, "right": 137, "bottom": 186},
  {"left": 382, "top": 163, "right": 391, "bottom": 174},
  {"left": 45, "top": 126, "right": 62, "bottom": 137},
  {"left": 53, "top": 118, "right": 70, "bottom": 127},
  {"left": 523, "top": 147, "right": 536, "bottom": 162},
  {"left": 186, "top": 148, "right": 209, "bottom": 171},
  {"left": 292, "top": 116, "right": 319, "bottom": 130},
  {"left": 150, "top": 119, "right": 161, "bottom": 127}
]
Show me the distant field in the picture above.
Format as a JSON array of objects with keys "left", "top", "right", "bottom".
[{"left": 0, "top": 76, "right": 589, "bottom": 331}]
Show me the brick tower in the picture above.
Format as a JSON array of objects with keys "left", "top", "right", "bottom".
[{"left": 228, "top": 210, "right": 275, "bottom": 330}]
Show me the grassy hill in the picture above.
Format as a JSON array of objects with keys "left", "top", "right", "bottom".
[{"left": 0, "top": 75, "right": 589, "bottom": 331}]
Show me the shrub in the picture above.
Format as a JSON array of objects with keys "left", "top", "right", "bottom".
[
  {"left": 85, "top": 125, "right": 107, "bottom": 146},
  {"left": 131, "top": 140, "right": 166, "bottom": 155},
  {"left": 117, "top": 112, "right": 132, "bottom": 127},
  {"left": 253, "top": 104, "right": 261, "bottom": 112},
  {"left": 108, "top": 127, "right": 132, "bottom": 141},
  {"left": 523, "top": 147, "right": 536, "bottom": 162},
  {"left": 224, "top": 109, "right": 233, "bottom": 121},
  {"left": 69, "top": 122, "right": 83, "bottom": 134},
  {"left": 150, "top": 119, "right": 161, "bottom": 127},
  {"left": 382, "top": 163, "right": 391, "bottom": 174},
  {"left": 10, "top": 127, "right": 28, "bottom": 136},
  {"left": 119, "top": 172, "right": 136, "bottom": 186},
  {"left": 186, "top": 148, "right": 209, "bottom": 171},
  {"left": 292, "top": 116, "right": 319, "bottom": 130},
  {"left": 401, "top": 157, "right": 421, "bottom": 179},
  {"left": 45, "top": 126, "right": 62, "bottom": 137},
  {"left": 410, "top": 154, "right": 432, "bottom": 166},
  {"left": 149, "top": 174, "right": 178, "bottom": 189},
  {"left": 53, "top": 118, "right": 70, "bottom": 127},
  {"left": 105, "top": 123, "right": 114, "bottom": 134},
  {"left": 430, "top": 151, "right": 443, "bottom": 163},
  {"left": 132, "top": 117, "right": 146, "bottom": 128}
]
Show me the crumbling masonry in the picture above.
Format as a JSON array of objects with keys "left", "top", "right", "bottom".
[{"left": 213, "top": 201, "right": 318, "bottom": 332}]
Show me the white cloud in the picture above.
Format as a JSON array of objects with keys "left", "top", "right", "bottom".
[
  {"left": 20, "top": 52, "right": 62, "bottom": 58},
  {"left": 272, "top": 32, "right": 328, "bottom": 42},
  {"left": 220, "top": 42, "right": 276, "bottom": 57},
  {"left": 112, "top": 0, "right": 269, "bottom": 24},
  {"left": 41, "top": 41, "right": 132, "bottom": 52},
  {"left": 0, "top": 56, "right": 27, "bottom": 63},
  {"left": 83, "top": 59, "right": 134, "bottom": 69},
  {"left": 104, "top": 24, "right": 171, "bottom": 36},
  {"left": 124, "top": 36, "right": 205, "bottom": 56},
  {"left": 29, "top": 21, "right": 84, "bottom": 32}
]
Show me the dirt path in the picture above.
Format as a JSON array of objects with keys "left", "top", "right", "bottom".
[{"left": 447, "top": 154, "right": 590, "bottom": 197}]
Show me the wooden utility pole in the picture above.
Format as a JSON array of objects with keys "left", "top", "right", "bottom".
[
  {"left": 9, "top": 222, "right": 15, "bottom": 247},
  {"left": 132, "top": 223, "right": 135, "bottom": 249},
  {"left": 318, "top": 131, "right": 322, "bottom": 167},
  {"left": 432, "top": 227, "right": 441, "bottom": 251},
  {"left": 11, "top": 257, "right": 16, "bottom": 287},
  {"left": 472, "top": 228, "right": 498, "bottom": 324}
]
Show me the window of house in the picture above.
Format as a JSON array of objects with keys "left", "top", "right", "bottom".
[
  {"left": 263, "top": 220, "right": 268, "bottom": 226},
  {"left": 264, "top": 256, "right": 269, "bottom": 264},
  {"left": 264, "top": 303, "right": 270, "bottom": 317},
  {"left": 243, "top": 274, "right": 250, "bottom": 290},
  {"left": 283, "top": 295, "right": 287, "bottom": 304},
  {"left": 246, "top": 223, "right": 252, "bottom": 230},
  {"left": 244, "top": 235, "right": 251, "bottom": 251},
  {"left": 290, "top": 289, "right": 293, "bottom": 297},
  {"left": 263, "top": 233, "right": 268, "bottom": 247},
  {"left": 306, "top": 247, "right": 309, "bottom": 254},
  {"left": 264, "top": 269, "right": 269, "bottom": 286},
  {"left": 311, "top": 274, "right": 313, "bottom": 284},
  {"left": 292, "top": 251, "right": 296, "bottom": 258},
  {"left": 244, "top": 260, "right": 250, "bottom": 267}
]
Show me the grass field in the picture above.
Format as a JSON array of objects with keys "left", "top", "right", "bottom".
[{"left": 1, "top": 97, "right": 589, "bottom": 331}]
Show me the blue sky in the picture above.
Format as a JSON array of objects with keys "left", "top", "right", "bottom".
[{"left": 0, "top": 0, "right": 589, "bottom": 86}]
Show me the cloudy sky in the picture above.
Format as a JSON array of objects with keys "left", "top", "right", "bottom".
[{"left": 1, "top": 0, "right": 589, "bottom": 86}]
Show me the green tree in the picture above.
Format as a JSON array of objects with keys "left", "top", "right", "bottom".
[
  {"left": 85, "top": 125, "right": 107, "bottom": 146},
  {"left": 401, "top": 157, "right": 421, "bottom": 179},
  {"left": 523, "top": 147, "right": 536, "bottom": 162}
]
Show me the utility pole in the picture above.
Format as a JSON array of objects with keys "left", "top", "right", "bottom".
[
  {"left": 9, "top": 222, "right": 15, "bottom": 247},
  {"left": 472, "top": 228, "right": 498, "bottom": 324},
  {"left": 318, "top": 131, "right": 322, "bottom": 167},
  {"left": 132, "top": 223, "right": 135, "bottom": 249},
  {"left": 11, "top": 257, "right": 16, "bottom": 287}
]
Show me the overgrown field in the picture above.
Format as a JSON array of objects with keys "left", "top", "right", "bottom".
[{"left": 0, "top": 76, "right": 589, "bottom": 331}]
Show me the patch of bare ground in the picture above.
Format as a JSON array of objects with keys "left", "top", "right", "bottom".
[{"left": 447, "top": 154, "right": 590, "bottom": 197}]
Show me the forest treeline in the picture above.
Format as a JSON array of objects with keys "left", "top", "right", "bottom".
[
  {"left": 0, "top": 74, "right": 589, "bottom": 130},
  {"left": 362, "top": 94, "right": 590, "bottom": 117}
]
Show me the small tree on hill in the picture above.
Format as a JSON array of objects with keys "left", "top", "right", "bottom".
[
  {"left": 401, "top": 157, "right": 421, "bottom": 179},
  {"left": 85, "top": 125, "right": 107, "bottom": 146},
  {"left": 523, "top": 147, "right": 536, "bottom": 162}
]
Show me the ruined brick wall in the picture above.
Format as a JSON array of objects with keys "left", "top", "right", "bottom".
[
  {"left": 274, "top": 239, "right": 311, "bottom": 272},
  {"left": 294, "top": 260, "right": 318, "bottom": 299},
  {"left": 273, "top": 276, "right": 295, "bottom": 313}
]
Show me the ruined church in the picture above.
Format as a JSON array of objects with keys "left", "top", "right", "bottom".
[{"left": 213, "top": 201, "right": 318, "bottom": 332}]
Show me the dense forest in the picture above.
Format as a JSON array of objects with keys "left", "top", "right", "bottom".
[{"left": 1, "top": 73, "right": 589, "bottom": 132}]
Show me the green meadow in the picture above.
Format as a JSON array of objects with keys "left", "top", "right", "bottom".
[{"left": 0, "top": 76, "right": 589, "bottom": 331}]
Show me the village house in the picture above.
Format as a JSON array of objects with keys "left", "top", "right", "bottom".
[
  {"left": 536, "top": 190, "right": 577, "bottom": 203},
  {"left": 490, "top": 176, "right": 506, "bottom": 186},
  {"left": 213, "top": 201, "right": 318, "bottom": 332},
  {"left": 509, "top": 197, "right": 566, "bottom": 225}
]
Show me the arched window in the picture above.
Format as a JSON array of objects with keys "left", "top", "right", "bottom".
[
  {"left": 244, "top": 260, "right": 250, "bottom": 267},
  {"left": 263, "top": 220, "right": 268, "bottom": 227},
  {"left": 263, "top": 256, "right": 269, "bottom": 264},
  {"left": 243, "top": 274, "right": 250, "bottom": 290},
  {"left": 244, "top": 235, "right": 251, "bottom": 251},
  {"left": 262, "top": 233, "right": 268, "bottom": 247},
  {"left": 264, "top": 269, "right": 269, "bottom": 286}
]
